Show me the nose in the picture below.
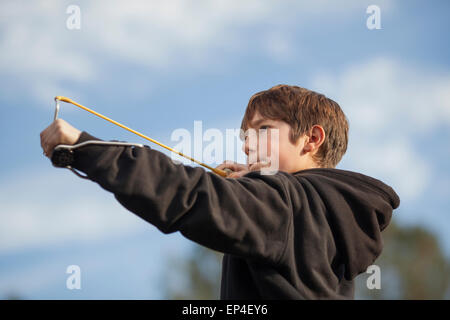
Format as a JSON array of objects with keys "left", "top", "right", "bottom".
[
  {"left": 242, "top": 137, "right": 249, "bottom": 155},
  {"left": 242, "top": 135, "right": 258, "bottom": 157}
]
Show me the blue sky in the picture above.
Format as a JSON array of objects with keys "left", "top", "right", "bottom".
[{"left": 0, "top": 0, "right": 449, "bottom": 299}]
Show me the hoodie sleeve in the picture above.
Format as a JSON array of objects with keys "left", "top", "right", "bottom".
[{"left": 71, "top": 132, "right": 292, "bottom": 265}]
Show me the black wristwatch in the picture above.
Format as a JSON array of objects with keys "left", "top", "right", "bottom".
[{"left": 51, "top": 140, "right": 144, "bottom": 179}]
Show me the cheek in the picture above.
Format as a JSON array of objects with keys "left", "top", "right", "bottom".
[
  {"left": 257, "top": 131, "right": 278, "bottom": 160},
  {"left": 254, "top": 129, "right": 292, "bottom": 164},
  {"left": 274, "top": 131, "right": 297, "bottom": 165},
  {"left": 258, "top": 133, "right": 274, "bottom": 157}
]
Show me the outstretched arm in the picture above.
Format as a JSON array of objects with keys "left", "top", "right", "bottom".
[{"left": 40, "top": 120, "right": 293, "bottom": 265}]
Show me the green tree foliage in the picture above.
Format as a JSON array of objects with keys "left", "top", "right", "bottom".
[
  {"left": 162, "top": 245, "right": 223, "bottom": 299},
  {"left": 355, "top": 221, "right": 450, "bottom": 299},
  {"left": 163, "top": 221, "right": 450, "bottom": 299}
]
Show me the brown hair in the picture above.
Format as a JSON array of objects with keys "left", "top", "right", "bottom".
[{"left": 240, "top": 84, "right": 349, "bottom": 168}]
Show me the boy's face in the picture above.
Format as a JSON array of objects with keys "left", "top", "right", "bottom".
[{"left": 243, "top": 111, "right": 322, "bottom": 173}]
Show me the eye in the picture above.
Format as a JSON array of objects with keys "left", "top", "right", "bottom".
[{"left": 258, "top": 125, "right": 271, "bottom": 132}]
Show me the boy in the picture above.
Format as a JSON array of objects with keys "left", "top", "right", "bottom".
[{"left": 40, "top": 84, "right": 400, "bottom": 299}]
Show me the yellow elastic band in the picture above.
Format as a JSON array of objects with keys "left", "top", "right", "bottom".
[{"left": 54, "top": 96, "right": 228, "bottom": 177}]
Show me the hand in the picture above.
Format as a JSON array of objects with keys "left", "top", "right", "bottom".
[
  {"left": 40, "top": 119, "right": 82, "bottom": 158},
  {"left": 216, "top": 160, "right": 272, "bottom": 178}
]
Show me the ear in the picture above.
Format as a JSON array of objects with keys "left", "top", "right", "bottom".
[{"left": 303, "top": 125, "right": 325, "bottom": 154}]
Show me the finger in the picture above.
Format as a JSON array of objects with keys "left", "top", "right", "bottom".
[
  {"left": 46, "top": 126, "right": 63, "bottom": 155},
  {"left": 249, "top": 160, "right": 271, "bottom": 172},
  {"left": 43, "top": 123, "right": 60, "bottom": 155},
  {"left": 220, "top": 168, "right": 232, "bottom": 177},
  {"left": 228, "top": 171, "right": 248, "bottom": 178},
  {"left": 41, "top": 130, "right": 52, "bottom": 156},
  {"left": 40, "top": 132, "right": 46, "bottom": 152},
  {"left": 216, "top": 160, "right": 237, "bottom": 170},
  {"left": 217, "top": 161, "right": 248, "bottom": 172},
  {"left": 40, "top": 123, "right": 54, "bottom": 150},
  {"left": 227, "top": 172, "right": 239, "bottom": 178},
  {"left": 41, "top": 124, "right": 54, "bottom": 152},
  {"left": 216, "top": 163, "right": 228, "bottom": 170},
  {"left": 41, "top": 121, "right": 60, "bottom": 157},
  {"left": 41, "top": 120, "right": 58, "bottom": 144}
]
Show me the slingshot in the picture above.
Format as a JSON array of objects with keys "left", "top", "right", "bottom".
[{"left": 51, "top": 96, "right": 230, "bottom": 178}]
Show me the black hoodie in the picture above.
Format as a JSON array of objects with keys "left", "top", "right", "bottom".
[{"left": 69, "top": 132, "right": 400, "bottom": 299}]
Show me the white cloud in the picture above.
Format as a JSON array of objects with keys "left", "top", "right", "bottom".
[
  {"left": 313, "top": 58, "right": 450, "bottom": 132},
  {"left": 0, "top": 0, "right": 386, "bottom": 105},
  {"left": 263, "top": 31, "right": 294, "bottom": 63},
  {"left": 344, "top": 136, "right": 431, "bottom": 200},
  {"left": 0, "top": 167, "right": 146, "bottom": 253},
  {"left": 311, "top": 57, "right": 450, "bottom": 200}
]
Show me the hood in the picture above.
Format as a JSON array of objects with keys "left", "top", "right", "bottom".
[{"left": 294, "top": 168, "right": 401, "bottom": 280}]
